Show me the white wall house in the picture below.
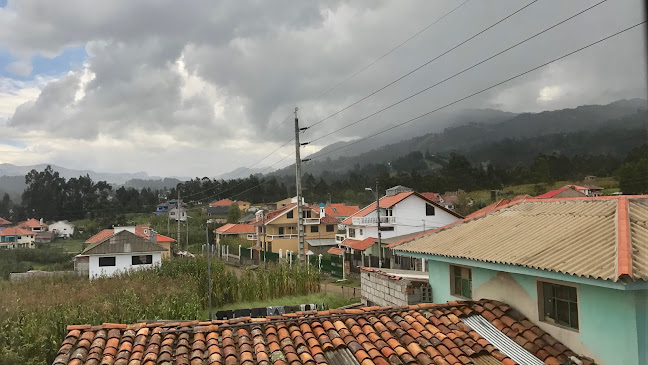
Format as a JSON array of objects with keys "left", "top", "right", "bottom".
[
  {"left": 49, "top": 220, "right": 75, "bottom": 238},
  {"left": 169, "top": 206, "right": 187, "bottom": 222},
  {"left": 0, "top": 227, "right": 36, "bottom": 249},
  {"left": 340, "top": 187, "right": 462, "bottom": 243},
  {"left": 75, "top": 230, "right": 165, "bottom": 279}
]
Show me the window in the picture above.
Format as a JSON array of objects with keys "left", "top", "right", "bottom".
[
  {"left": 348, "top": 228, "right": 356, "bottom": 238},
  {"left": 287, "top": 210, "right": 294, "bottom": 219},
  {"left": 305, "top": 210, "right": 311, "bottom": 218},
  {"left": 278, "top": 227, "right": 285, "bottom": 235},
  {"left": 99, "top": 257, "right": 116, "bottom": 267},
  {"left": 359, "top": 229, "right": 363, "bottom": 236},
  {"left": 170, "top": 211, "right": 176, "bottom": 216},
  {"left": 426, "top": 204, "right": 435, "bottom": 216},
  {"left": 379, "top": 226, "right": 394, "bottom": 231},
  {"left": 326, "top": 225, "right": 335, "bottom": 232},
  {"left": 539, "top": 281, "right": 579, "bottom": 330},
  {"left": 132, "top": 255, "right": 153, "bottom": 265},
  {"left": 450, "top": 265, "right": 472, "bottom": 299},
  {"left": 421, "top": 284, "right": 433, "bottom": 302},
  {"left": 385, "top": 208, "right": 393, "bottom": 217},
  {"left": 311, "top": 225, "right": 319, "bottom": 233}
]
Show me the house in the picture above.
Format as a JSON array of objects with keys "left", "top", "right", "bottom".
[
  {"left": 85, "top": 225, "right": 175, "bottom": 259},
  {"left": 0, "top": 227, "right": 35, "bottom": 249},
  {"left": 169, "top": 206, "right": 187, "bottom": 221},
  {"left": 35, "top": 231, "right": 54, "bottom": 244},
  {"left": 206, "top": 206, "right": 229, "bottom": 217},
  {"left": 535, "top": 186, "right": 586, "bottom": 199},
  {"left": 393, "top": 195, "right": 648, "bottom": 365},
  {"left": 565, "top": 184, "right": 604, "bottom": 197},
  {"left": 0, "top": 217, "right": 11, "bottom": 228},
  {"left": 155, "top": 199, "right": 187, "bottom": 215},
  {"left": 17, "top": 218, "right": 48, "bottom": 232},
  {"left": 271, "top": 196, "right": 304, "bottom": 210},
  {"left": 49, "top": 220, "right": 75, "bottom": 238},
  {"left": 236, "top": 201, "right": 251, "bottom": 211},
  {"left": 321, "top": 203, "right": 360, "bottom": 220},
  {"left": 255, "top": 203, "right": 340, "bottom": 255},
  {"left": 76, "top": 229, "right": 167, "bottom": 278},
  {"left": 53, "top": 300, "right": 594, "bottom": 365},
  {"left": 464, "top": 194, "right": 532, "bottom": 220},
  {"left": 360, "top": 266, "right": 432, "bottom": 306},
  {"left": 214, "top": 223, "right": 256, "bottom": 244},
  {"left": 338, "top": 186, "right": 462, "bottom": 265}
]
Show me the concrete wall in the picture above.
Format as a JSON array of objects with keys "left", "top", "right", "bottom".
[
  {"left": 361, "top": 271, "right": 429, "bottom": 307},
  {"left": 88, "top": 252, "right": 162, "bottom": 278},
  {"left": 426, "top": 259, "right": 645, "bottom": 365}
]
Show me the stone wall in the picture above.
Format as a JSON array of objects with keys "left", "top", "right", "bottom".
[{"left": 361, "top": 271, "right": 430, "bottom": 306}]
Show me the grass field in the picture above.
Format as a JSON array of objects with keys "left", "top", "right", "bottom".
[{"left": 49, "top": 239, "right": 85, "bottom": 254}]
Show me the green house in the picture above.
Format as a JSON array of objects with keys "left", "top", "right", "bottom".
[{"left": 394, "top": 196, "right": 647, "bottom": 365}]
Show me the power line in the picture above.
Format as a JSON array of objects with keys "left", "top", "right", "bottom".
[
  {"left": 305, "top": 0, "right": 538, "bottom": 130},
  {"left": 306, "top": 0, "right": 609, "bottom": 144},
  {"left": 309, "top": 21, "right": 646, "bottom": 162},
  {"left": 309, "top": 0, "right": 471, "bottom": 103}
]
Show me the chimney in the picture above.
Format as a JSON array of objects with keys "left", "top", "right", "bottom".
[
  {"left": 320, "top": 207, "right": 326, "bottom": 217},
  {"left": 149, "top": 229, "right": 158, "bottom": 243},
  {"left": 40, "top": 218, "right": 44, "bottom": 225}
]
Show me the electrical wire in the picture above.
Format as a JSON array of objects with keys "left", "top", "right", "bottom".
[
  {"left": 306, "top": 0, "right": 608, "bottom": 144},
  {"left": 308, "top": 21, "right": 646, "bottom": 162},
  {"left": 305, "top": 0, "right": 539, "bottom": 130},
  {"left": 309, "top": 0, "right": 471, "bottom": 104}
]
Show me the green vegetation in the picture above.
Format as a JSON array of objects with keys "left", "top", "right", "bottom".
[
  {"left": 0, "top": 258, "right": 320, "bottom": 364},
  {"left": 0, "top": 248, "right": 74, "bottom": 280},
  {"left": 227, "top": 201, "right": 242, "bottom": 223},
  {"left": 49, "top": 239, "right": 85, "bottom": 254}
]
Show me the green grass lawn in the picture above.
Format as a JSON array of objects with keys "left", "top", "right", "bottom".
[
  {"left": 50, "top": 239, "right": 85, "bottom": 254},
  {"left": 202, "top": 292, "right": 358, "bottom": 318}
]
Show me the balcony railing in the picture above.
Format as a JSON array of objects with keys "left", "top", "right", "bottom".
[
  {"left": 335, "top": 234, "right": 346, "bottom": 243},
  {"left": 246, "top": 234, "right": 257, "bottom": 241},
  {"left": 303, "top": 218, "right": 321, "bottom": 225},
  {"left": 266, "top": 234, "right": 298, "bottom": 240},
  {"left": 351, "top": 216, "right": 396, "bottom": 225}
]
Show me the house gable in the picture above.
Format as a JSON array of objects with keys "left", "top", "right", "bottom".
[{"left": 81, "top": 230, "right": 166, "bottom": 256}]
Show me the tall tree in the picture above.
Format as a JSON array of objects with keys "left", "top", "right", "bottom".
[{"left": 227, "top": 202, "right": 241, "bottom": 223}]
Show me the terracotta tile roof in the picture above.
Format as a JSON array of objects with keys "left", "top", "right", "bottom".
[
  {"left": 343, "top": 192, "right": 462, "bottom": 225},
  {"left": 341, "top": 237, "right": 376, "bottom": 251},
  {"left": 17, "top": 218, "right": 48, "bottom": 228},
  {"left": 215, "top": 223, "right": 256, "bottom": 234},
  {"left": 85, "top": 229, "right": 115, "bottom": 244},
  {"left": 395, "top": 195, "right": 648, "bottom": 282},
  {"left": 0, "top": 227, "right": 34, "bottom": 236},
  {"left": 155, "top": 234, "right": 176, "bottom": 243},
  {"left": 328, "top": 247, "right": 344, "bottom": 255},
  {"left": 324, "top": 203, "right": 360, "bottom": 217},
  {"left": 0, "top": 217, "right": 11, "bottom": 225},
  {"left": 420, "top": 192, "right": 441, "bottom": 202},
  {"left": 210, "top": 198, "right": 235, "bottom": 207},
  {"left": 265, "top": 203, "right": 297, "bottom": 222},
  {"left": 53, "top": 299, "right": 592, "bottom": 365}
]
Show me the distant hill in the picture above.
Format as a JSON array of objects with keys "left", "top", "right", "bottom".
[
  {"left": 214, "top": 166, "right": 275, "bottom": 180},
  {"left": 274, "top": 98, "right": 647, "bottom": 177}
]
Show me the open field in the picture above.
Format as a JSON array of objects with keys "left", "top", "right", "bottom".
[
  {"left": 0, "top": 258, "right": 319, "bottom": 365},
  {"left": 208, "top": 292, "right": 357, "bottom": 314},
  {"left": 49, "top": 238, "right": 85, "bottom": 254}
]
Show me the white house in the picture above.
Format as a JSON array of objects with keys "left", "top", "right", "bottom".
[
  {"left": 169, "top": 206, "right": 187, "bottom": 222},
  {"left": 49, "top": 220, "right": 75, "bottom": 238},
  {"left": 338, "top": 186, "right": 463, "bottom": 268},
  {"left": 75, "top": 228, "right": 166, "bottom": 278}
]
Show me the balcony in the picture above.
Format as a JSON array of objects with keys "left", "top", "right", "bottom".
[
  {"left": 303, "top": 218, "right": 321, "bottom": 225},
  {"left": 351, "top": 216, "right": 396, "bottom": 226},
  {"left": 266, "top": 234, "right": 298, "bottom": 240},
  {"left": 335, "top": 234, "right": 346, "bottom": 243}
]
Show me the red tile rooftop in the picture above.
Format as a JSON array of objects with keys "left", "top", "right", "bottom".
[{"left": 52, "top": 299, "right": 594, "bottom": 365}]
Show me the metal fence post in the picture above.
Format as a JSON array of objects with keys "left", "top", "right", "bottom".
[{"left": 318, "top": 254, "right": 322, "bottom": 273}]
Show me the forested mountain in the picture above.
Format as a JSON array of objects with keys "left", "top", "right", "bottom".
[{"left": 279, "top": 99, "right": 647, "bottom": 177}]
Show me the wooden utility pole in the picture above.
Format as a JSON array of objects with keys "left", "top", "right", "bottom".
[{"left": 294, "top": 107, "right": 305, "bottom": 262}]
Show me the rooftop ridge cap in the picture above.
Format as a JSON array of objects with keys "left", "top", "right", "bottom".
[{"left": 616, "top": 196, "right": 633, "bottom": 280}]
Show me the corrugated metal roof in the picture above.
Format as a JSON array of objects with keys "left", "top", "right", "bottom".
[
  {"left": 81, "top": 230, "right": 166, "bottom": 255},
  {"left": 324, "top": 348, "right": 361, "bottom": 365},
  {"left": 463, "top": 315, "right": 544, "bottom": 365},
  {"left": 471, "top": 354, "right": 505, "bottom": 365},
  {"left": 395, "top": 197, "right": 648, "bottom": 281},
  {"left": 305, "top": 238, "right": 336, "bottom": 247}
]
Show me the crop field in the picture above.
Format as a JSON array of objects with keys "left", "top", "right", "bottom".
[{"left": 0, "top": 258, "right": 320, "bottom": 365}]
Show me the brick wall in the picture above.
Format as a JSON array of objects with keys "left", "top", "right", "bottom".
[{"left": 360, "top": 271, "right": 430, "bottom": 307}]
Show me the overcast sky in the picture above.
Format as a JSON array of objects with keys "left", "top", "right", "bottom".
[{"left": 0, "top": 0, "right": 646, "bottom": 177}]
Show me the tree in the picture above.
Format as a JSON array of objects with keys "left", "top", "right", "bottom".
[
  {"left": 227, "top": 202, "right": 241, "bottom": 223},
  {"left": 22, "top": 165, "right": 67, "bottom": 220},
  {"left": 0, "top": 193, "right": 14, "bottom": 218}
]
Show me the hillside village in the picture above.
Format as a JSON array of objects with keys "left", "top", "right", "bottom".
[{"left": 0, "top": 0, "right": 647, "bottom": 364}]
